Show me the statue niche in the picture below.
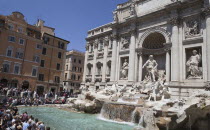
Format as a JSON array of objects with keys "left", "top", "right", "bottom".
[
  {"left": 120, "top": 58, "right": 129, "bottom": 80},
  {"left": 186, "top": 48, "right": 203, "bottom": 79}
]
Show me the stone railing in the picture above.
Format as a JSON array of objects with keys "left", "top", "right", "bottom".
[{"left": 97, "top": 52, "right": 104, "bottom": 59}]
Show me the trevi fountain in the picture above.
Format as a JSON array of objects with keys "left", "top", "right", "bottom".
[
  {"left": 71, "top": 0, "right": 210, "bottom": 129},
  {"left": 21, "top": 0, "right": 210, "bottom": 130}
]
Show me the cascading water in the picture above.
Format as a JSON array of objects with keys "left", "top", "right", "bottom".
[
  {"left": 99, "top": 102, "right": 140, "bottom": 123},
  {"left": 138, "top": 115, "right": 145, "bottom": 128}
]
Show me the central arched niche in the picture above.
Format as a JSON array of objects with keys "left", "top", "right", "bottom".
[
  {"left": 142, "top": 32, "right": 166, "bottom": 49},
  {"left": 141, "top": 32, "right": 167, "bottom": 81}
]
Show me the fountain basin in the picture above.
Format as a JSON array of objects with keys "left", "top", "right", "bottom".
[{"left": 19, "top": 106, "right": 134, "bottom": 130}]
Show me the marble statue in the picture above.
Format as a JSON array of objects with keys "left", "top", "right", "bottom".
[
  {"left": 185, "top": 20, "right": 200, "bottom": 38},
  {"left": 130, "top": 1, "right": 136, "bottom": 16},
  {"left": 143, "top": 55, "right": 158, "bottom": 82},
  {"left": 186, "top": 50, "right": 202, "bottom": 79},
  {"left": 120, "top": 59, "right": 129, "bottom": 79},
  {"left": 113, "top": 11, "right": 118, "bottom": 22},
  {"left": 121, "top": 38, "right": 129, "bottom": 50}
]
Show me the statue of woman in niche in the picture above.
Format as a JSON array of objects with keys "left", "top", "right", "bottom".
[
  {"left": 120, "top": 59, "right": 129, "bottom": 79},
  {"left": 143, "top": 55, "right": 158, "bottom": 82},
  {"left": 186, "top": 50, "right": 202, "bottom": 79},
  {"left": 130, "top": 1, "right": 136, "bottom": 16},
  {"left": 113, "top": 11, "right": 118, "bottom": 22}
]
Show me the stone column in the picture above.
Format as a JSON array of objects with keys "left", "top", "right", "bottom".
[
  {"left": 82, "top": 46, "right": 89, "bottom": 82},
  {"left": 92, "top": 40, "right": 98, "bottom": 82},
  {"left": 138, "top": 53, "right": 143, "bottom": 82},
  {"left": 110, "top": 35, "right": 118, "bottom": 82},
  {"left": 102, "top": 37, "right": 109, "bottom": 82},
  {"left": 170, "top": 16, "right": 180, "bottom": 82},
  {"left": 204, "top": 8, "right": 210, "bottom": 82},
  {"left": 165, "top": 50, "right": 171, "bottom": 82},
  {"left": 128, "top": 28, "right": 136, "bottom": 82}
]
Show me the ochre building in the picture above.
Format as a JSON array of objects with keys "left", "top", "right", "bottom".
[
  {"left": 63, "top": 50, "right": 84, "bottom": 94},
  {"left": 0, "top": 12, "right": 69, "bottom": 95}
]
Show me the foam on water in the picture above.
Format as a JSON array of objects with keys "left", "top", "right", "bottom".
[{"left": 97, "top": 114, "right": 136, "bottom": 126}]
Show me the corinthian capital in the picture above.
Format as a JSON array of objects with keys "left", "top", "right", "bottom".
[
  {"left": 169, "top": 17, "right": 181, "bottom": 25},
  {"left": 111, "top": 34, "right": 118, "bottom": 40}
]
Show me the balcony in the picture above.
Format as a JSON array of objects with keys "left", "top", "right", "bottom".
[
  {"left": 85, "top": 75, "right": 92, "bottom": 82},
  {"left": 97, "top": 52, "right": 104, "bottom": 59},
  {"left": 95, "top": 75, "right": 102, "bottom": 82},
  {"left": 88, "top": 54, "right": 94, "bottom": 60},
  {"left": 106, "top": 74, "right": 110, "bottom": 82}
]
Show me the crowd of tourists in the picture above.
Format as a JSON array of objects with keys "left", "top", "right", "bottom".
[
  {"left": 0, "top": 86, "right": 70, "bottom": 107},
  {"left": 0, "top": 86, "right": 71, "bottom": 130},
  {"left": 0, "top": 105, "right": 51, "bottom": 130}
]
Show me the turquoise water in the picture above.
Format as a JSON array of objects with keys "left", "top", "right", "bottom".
[{"left": 19, "top": 107, "right": 134, "bottom": 130}]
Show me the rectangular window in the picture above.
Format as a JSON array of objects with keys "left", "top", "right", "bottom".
[
  {"left": 32, "top": 67, "right": 38, "bottom": 76},
  {"left": 6, "top": 49, "right": 12, "bottom": 57},
  {"left": 38, "top": 74, "right": 44, "bottom": 81},
  {"left": 14, "top": 64, "right": 20, "bottom": 74},
  {"left": 65, "top": 73, "right": 67, "bottom": 80},
  {"left": 19, "top": 38, "right": 25, "bottom": 45},
  {"left": 3, "top": 63, "right": 10, "bottom": 73},
  {"left": 99, "top": 40, "right": 103, "bottom": 51},
  {"left": 43, "top": 36, "right": 50, "bottom": 44},
  {"left": 15, "top": 52, "right": 24, "bottom": 59},
  {"left": 66, "top": 65, "right": 68, "bottom": 70},
  {"left": 33, "top": 55, "right": 40, "bottom": 63},
  {"left": 74, "top": 59, "right": 76, "bottom": 63},
  {"left": 40, "top": 60, "right": 45, "bottom": 67},
  {"left": 56, "top": 63, "right": 60, "bottom": 70},
  {"left": 79, "top": 60, "right": 81, "bottom": 64},
  {"left": 58, "top": 42, "right": 65, "bottom": 49},
  {"left": 58, "top": 52, "right": 62, "bottom": 59},
  {"left": 55, "top": 76, "right": 60, "bottom": 83},
  {"left": 18, "top": 27, "right": 23, "bottom": 33},
  {"left": 8, "top": 36, "right": 15, "bottom": 42},
  {"left": 36, "top": 44, "right": 42, "bottom": 49},
  {"left": 8, "top": 24, "right": 14, "bottom": 30},
  {"left": 42, "top": 48, "right": 47, "bottom": 55}
]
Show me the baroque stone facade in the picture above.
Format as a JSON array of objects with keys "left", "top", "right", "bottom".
[{"left": 82, "top": 0, "right": 210, "bottom": 98}]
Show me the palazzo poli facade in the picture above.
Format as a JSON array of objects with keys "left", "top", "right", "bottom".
[{"left": 82, "top": 0, "right": 210, "bottom": 98}]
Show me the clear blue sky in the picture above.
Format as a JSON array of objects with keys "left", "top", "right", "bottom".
[{"left": 0, "top": 0, "right": 128, "bottom": 52}]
